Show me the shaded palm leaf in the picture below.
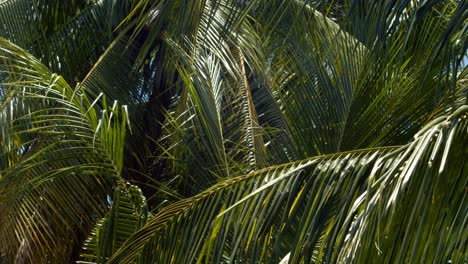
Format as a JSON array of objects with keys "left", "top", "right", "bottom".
[
  {"left": 79, "top": 184, "right": 150, "bottom": 264},
  {"left": 0, "top": 0, "right": 132, "bottom": 82},
  {"left": 148, "top": 1, "right": 269, "bottom": 196},
  {"left": 249, "top": 0, "right": 466, "bottom": 158}
]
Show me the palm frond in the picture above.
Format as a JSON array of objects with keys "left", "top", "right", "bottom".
[
  {"left": 0, "top": 0, "right": 132, "bottom": 82},
  {"left": 0, "top": 38, "right": 128, "bottom": 262},
  {"left": 149, "top": 1, "right": 270, "bottom": 195},
  {"left": 156, "top": 49, "right": 232, "bottom": 193},
  {"left": 1, "top": 1, "right": 466, "bottom": 263},
  {"left": 108, "top": 104, "right": 467, "bottom": 263},
  {"left": 78, "top": 184, "right": 150, "bottom": 264},
  {"left": 247, "top": 0, "right": 466, "bottom": 158}
]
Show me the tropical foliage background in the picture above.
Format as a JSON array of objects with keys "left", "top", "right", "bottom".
[{"left": 0, "top": 0, "right": 467, "bottom": 263}]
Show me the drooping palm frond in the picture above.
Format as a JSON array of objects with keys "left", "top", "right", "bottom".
[
  {"left": 81, "top": 36, "right": 145, "bottom": 110},
  {"left": 153, "top": 0, "right": 466, "bottom": 188},
  {"left": 0, "top": 0, "right": 132, "bottom": 82},
  {"left": 79, "top": 35, "right": 151, "bottom": 169},
  {"left": 246, "top": 0, "right": 467, "bottom": 159},
  {"left": 78, "top": 184, "right": 150, "bottom": 264},
  {"left": 107, "top": 104, "right": 467, "bottom": 263},
  {"left": 0, "top": 0, "right": 466, "bottom": 263},
  {"left": 0, "top": 38, "right": 128, "bottom": 262},
  {"left": 337, "top": 0, "right": 467, "bottom": 149},
  {"left": 39, "top": 0, "right": 132, "bottom": 81}
]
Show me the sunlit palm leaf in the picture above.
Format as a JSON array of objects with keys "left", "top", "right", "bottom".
[
  {"left": 108, "top": 105, "right": 467, "bottom": 263},
  {"left": 0, "top": 0, "right": 466, "bottom": 263},
  {"left": 0, "top": 38, "right": 128, "bottom": 262}
]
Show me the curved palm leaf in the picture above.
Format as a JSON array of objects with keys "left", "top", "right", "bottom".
[
  {"left": 79, "top": 184, "right": 150, "bottom": 264},
  {"left": 108, "top": 105, "right": 467, "bottom": 263},
  {"left": 0, "top": 38, "right": 128, "bottom": 262},
  {"left": 144, "top": 0, "right": 269, "bottom": 196},
  {"left": 0, "top": 0, "right": 132, "bottom": 82},
  {"left": 0, "top": 0, "right": 466, "bottom": 263},
  {"left": 130, "top": 0, "right": 466, "bottom": 199},
  {"left": 247, "top": 0, "right": 466, "bottom": 158}
]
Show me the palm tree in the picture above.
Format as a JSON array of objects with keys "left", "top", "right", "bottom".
[{"left": 0, "top": 0, "right": 467, "bottom": 263}]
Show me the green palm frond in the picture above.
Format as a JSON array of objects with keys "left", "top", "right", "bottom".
[
  {"left": 108, "top": 105, "right": 467, "bottom": 263},
  {"left": 0, "top": 0, "right": 466, "bottom": 263},
  {"left": 81, "top": 37, "right": 145, "bottom": 109},
  {"left": 248, "top": 0, "right": 466, "bottom": 158},
  {"left": 0, "top": 0, "right": 132, "bottom": 82},
  {"left": 79, "top": 184, "right": 150, "bottom": 264},
  {"left": 147, "top": 1, "right": 269, "bottom": 195},
  {"left": 0, "top": 38, "right": 128, "bottom": 262}
]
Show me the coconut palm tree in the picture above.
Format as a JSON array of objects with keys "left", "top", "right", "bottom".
[{"left": 0, "top": 0, "right": 467, "bottom": 263}]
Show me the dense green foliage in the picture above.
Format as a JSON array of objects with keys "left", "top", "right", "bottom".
[{"left": 0, "top": 0, "right": 467, "bottom": 263}]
